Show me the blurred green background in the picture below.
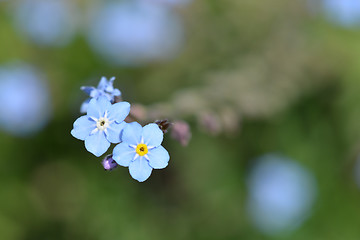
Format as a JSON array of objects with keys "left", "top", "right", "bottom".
[{"left": 1, "top": 0, "right": 360, "bottom": 239}]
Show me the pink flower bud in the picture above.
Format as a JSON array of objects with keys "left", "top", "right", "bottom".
[{"left": 171, "top": 121, "right": 191, "bottom": 146}]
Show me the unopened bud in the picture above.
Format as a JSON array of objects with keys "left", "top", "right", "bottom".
[
  {"left": 171, "top": 121, "right": 191, "bottom": 146},
  {"left": 155, "top": 119, "right": 172, "bottom": 134},
  {"left": 198, "top": 111, "right": 222, "bottom": 135},
  {"left": 102, "top": 155, "right": 118, "bottom": 171}
]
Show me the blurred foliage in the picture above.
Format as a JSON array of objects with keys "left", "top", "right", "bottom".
[{"left": 1, "top": 0, "right": 360, "bottom": 239}]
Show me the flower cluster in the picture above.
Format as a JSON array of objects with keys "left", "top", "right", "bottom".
[
  {"left": 80, "top": 76, "right": 121, "bottom": 113},
  {"left": 71, "top": 77, "right": 170, "bottom": 182}
]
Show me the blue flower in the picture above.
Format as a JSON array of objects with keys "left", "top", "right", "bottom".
[
  {"left": 14, "top": 0, "right": 76, "bottom": 47},
  {"left": 71, "top": 96, "right": 130, "bottom": 157},
  {"left": 321, "top": 0, "right": 360, "bottom": 27},
  {"left": 113, "top": 122, "right": 170, "bottom": 182},
  {"left": 80, "top": 76, "right": 121, "bottom": 113},
  {"left": 86, "top": 1, "right": 184, "bottom": 65},
  {"left": 151, "top": 0, "right": 192, "bottom": 6},
  {"left": 247, "top": 154, "right": 317, "bottom": 235},
  {"left": 0, "top": 63, "right": 51, "bottom": 136}
]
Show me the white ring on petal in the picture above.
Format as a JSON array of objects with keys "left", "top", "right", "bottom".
[{"left": 91, "top": 128, "right": 99, "bottom": 135}]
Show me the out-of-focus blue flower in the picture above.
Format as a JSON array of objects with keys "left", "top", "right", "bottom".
[
  {"left": 71, "top": 96, "right": 130, "bottom": 157},
  {"left": 246, "top": 154, "right": 317, "bottom": 235},
  {"left": 80, "top": 76, "right": 121, "bottom": 113},
  {"left": 113, "top": 122, "right": 170, "bottom": 182},
  {"left": 321, "top": 0, "right": 360, "bottom": 27},
  {"left": 0, "top": 64, "right": 51, "bottom": 136},
  {"left": 13, "top": 0, "right": 76, "bottom": 46},
  {"left": 148, "top": 0, "right": 192, "bottom": 7},
  {"left": 87, "top": 0, "right": 184, "bottom": 66}
]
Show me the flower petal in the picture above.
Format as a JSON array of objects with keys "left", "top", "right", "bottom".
[
  {"left": 113, "top": 142, "right": 135, "bottom": 167},
  {"left": 89, "top": 89, "right": 101, "bottom": 98},
  {"left": 122, "top": 122, "right": 142, "bottom": 145},
  {"left": 97, "top": 76, "right": 108, "bottom": 90},
  {"left": 105, "top": 121, "right": 126, "bottom": 143},
  {"left": 112, "top": 88, "right": 121, "bottom": 96},
  {"left": 108, "top": 101, "right": 130, "bottom": 123},
  {"left": 148, "top": 146, "right": 170, "bottom": 169},
  {"left": 71, "top": 116, "right": 95, "bottom": 140},
  {"left": 85, "top": 131, "right": 110, "bottom": 157},
  {"left": 80, "top": 86, "right": 96, "bottom": 95},
  {"left": 129, "top": 157, "right": 153, "bottom": 182},
  {"left": 142, "top": 123, "right": 163, "bottom": 147},
  {"left": 87, "top": 96, "right": 111, "bottom": 118},
  {"left": 109, "top": 76, "right": 116, "bottom": 84},
  {"left": 80, "top": 98, "right": 91, "bottom": 114}
]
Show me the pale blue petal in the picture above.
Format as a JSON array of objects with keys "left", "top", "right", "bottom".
[
  {"left": 113, "top": 142, "right": 135, "bottom": 167},
  {"left": 87, "top": 96, "right": 111, "bottom": 118},
  {"left": 86, "top": 98, "right": 101, "bottom": 118},
  {"left": 80, "top": 86, "right": 96, "bottom": 95},
  {"left": 109, "top": 76, "right": 116, "bottom": 83},
  {"left": 97, "top": 95, "right": 112, "bottom": 114},
  {"left": 105, "top": 84, "right": 114, "bottom": 93},
  {"left": 112, "top": 88, "right": 121, "bottom": 96},
  {"left": 129, "top": 157, "right": 153, "bottom": 182},
  {"left": 80, "top": 98, "right": 91, "bottom": 114},
  {"left": 108, "top": 101, "right": 130, "bottom": 123},
  {"left": 147, "top": 146, "right": 170, "bottom": 169},
  {"left": 89, "top": 89, "right": 101, "bottom": 98},
  {"left": 103, "top": 93, "right": 113, "bottom": 101},
  {"left": 106, "top": 121, "right": 126, "bottom": 143},
  {"left": 85, "top": 131, "right": 110, "bottom": 157},
  {"left": 142, "top": 123, "right": 163, "bottom": 147},
  {"left": 71, "top": 116, "right": 95, "bottom": 140},
  {"left": 122, "top": 122, "right": 142, "bottom": 145},
  {"left": 97, "top": 76, "right": 108, "bottom": 90}
]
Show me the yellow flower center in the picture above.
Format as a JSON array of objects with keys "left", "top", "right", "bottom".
[{"left": 136, "top": 143, "right": 148, "bottom": 156}]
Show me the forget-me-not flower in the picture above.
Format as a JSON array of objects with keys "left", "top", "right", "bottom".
[
  {"left": 80, "top": 76, "right": 121, "bottom": 113},
  {"left": 87, "top": 0, "right": 184, "bottom": 65},
  {"left": 246, "top": 154, "right": 317, "bottom": 235},
  {"left": 14, "top": 0, "right": 76, "bottom": 47},
  {"left": 71, "top": 96, "right": 130, "bottom": 157},
  {"left": 310, "top": 0, "right": 360, "bottom": 28},
  {"left": 0, "top": 64, "right": 51, "bottom": 136},
  {"left": 113, "top": 122, "right": 170, "bottom": 182},
  {"left": 323, "top": 0, "right": 360, "bottom": 27},
  {"left": 149, "top": 0, "right": 192, "bottom": 7}
]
